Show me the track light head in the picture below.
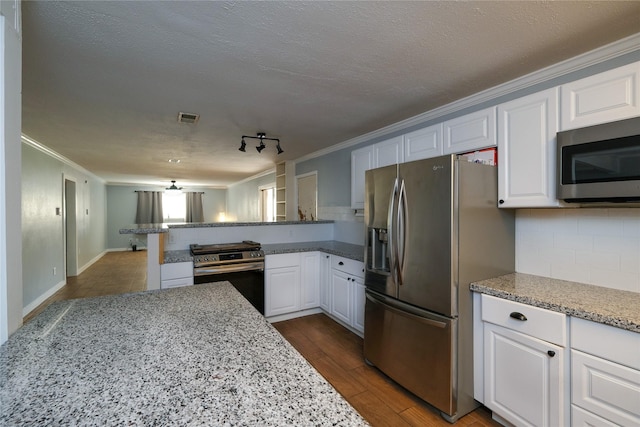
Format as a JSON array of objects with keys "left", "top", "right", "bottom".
[{"left": 240, "top": 132, "right": 283, "bottom": 154}]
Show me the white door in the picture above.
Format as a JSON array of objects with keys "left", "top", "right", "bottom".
[
  {"left": 331, "top": 270, "right": 352, "bottom": 325},
  {"left": 484, "top": 322, "right": 565, "bottom": 427},
  {"left": 497, "top": 87, "right": 561, "bottom": 208},
  {"left": 265, "top": 266, "right": 300, "bottom": 317}
]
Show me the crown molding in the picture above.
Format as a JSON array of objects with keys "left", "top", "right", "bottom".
[
  {"left": 21, "top": 134, "right": 106, "bottom": 184},
  {"left": 227, "top": 167, "right": 276, "bottom": 188},
  {"left": 295, "top": 32, "right": 640, "bottom": 164}
]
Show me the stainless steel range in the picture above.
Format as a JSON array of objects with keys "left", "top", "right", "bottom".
[{"left": 191, "top": 240, "right": 265, "bottom": 314}]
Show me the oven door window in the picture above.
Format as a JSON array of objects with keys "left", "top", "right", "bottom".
[{"left": 562, "top": 135, "right": 640, "bottom": 184}]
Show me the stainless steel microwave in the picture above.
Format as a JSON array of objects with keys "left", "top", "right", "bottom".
[{"left": 557, "top": 116, "right": 640, "bottom": 204}]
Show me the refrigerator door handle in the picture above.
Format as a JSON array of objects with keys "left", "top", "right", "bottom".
[
  {"left": 387, "top": 177, "right": 399, "bottom": 287},
  {"left": 397, "top": 178, "right": 407, "bottom": 285},
  {"left": 366, "top": 292, "right": 448, "bottom": 329}
]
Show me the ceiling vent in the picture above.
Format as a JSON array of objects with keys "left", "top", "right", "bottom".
[{"left": 177, "top": 112, "right": 200, "bottom": 124}]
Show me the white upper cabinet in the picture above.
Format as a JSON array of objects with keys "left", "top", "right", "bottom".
[
  {"left": 561, "top": 62, "right": 640, "bottom": 130},
  {"left": 498, "top": 87, "right": 561, "bottom": 208},
  {"left": 374, "top": 135, "right": 404, "bottom": 167},
  {"left": 350, "top": 145, "right": 374, "bottom": 210},
  {"left": 403, "top": 123, "right": 444, "bottom": 162},
  {"left": 443, "top": 107, "right": 497, "bottom": 154}
]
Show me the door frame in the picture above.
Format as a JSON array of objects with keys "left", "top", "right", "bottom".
[{"left": 63, "top": 174, "right": 78, "bottom": 278}]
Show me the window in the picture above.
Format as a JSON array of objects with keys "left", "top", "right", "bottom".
[
  {"left": 163, "top": 192, "right": 186, "bottom": 222},
  {"left": 260, "top": 184, "right": 276, "bottom": 222}
]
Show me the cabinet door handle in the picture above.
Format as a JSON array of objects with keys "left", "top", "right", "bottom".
[
  {"left": 339, "top": 261, "right": 344, "bottom": 265},
  {"left": 547, "top": 350, "right": 556, "bottom": 357},
  {"left": 509, "top": 312, "right": 527, "bottom": 321}
]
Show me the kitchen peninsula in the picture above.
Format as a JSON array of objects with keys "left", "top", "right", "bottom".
[
  {"left": 0, "top": 282, "right": 368, "bottom": 425},
  {"left": 120, "top": 220, "right": 362, "bottom": 290}
]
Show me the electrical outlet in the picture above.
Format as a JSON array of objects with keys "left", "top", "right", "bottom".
[
  {"left": 53, "top": 267, "right": 57, "bottom": 276},
  {"left": 169, "top": 232, "right": 175, "bottom": 244}
]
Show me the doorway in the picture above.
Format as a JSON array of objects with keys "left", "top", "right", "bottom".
[{"left": 64, "top": 178, "right": 78, "bottom": 277}]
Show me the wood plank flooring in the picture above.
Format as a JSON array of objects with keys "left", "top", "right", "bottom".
[
  {"left": 23, "top": 250, "right": 147, "bottom": 323},
  {"left": 23, "top": 251, "right": 498, "bottom": 426},
  {"left": 273, "top": 314, "right": 499, "bottom": 427}
]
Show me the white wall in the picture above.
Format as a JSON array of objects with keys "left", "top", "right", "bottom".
[
  {"left": 516, "top": 209, "right": 640, "bottom": 293},
  {"left": 0, "top": 7, "right": 22, "bottom": 343}
]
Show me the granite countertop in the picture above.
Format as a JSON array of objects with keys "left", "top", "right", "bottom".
[
  {"left": 261, "top": 241, "right": 364, "bottom": 262},
  {"left": 0, "top": 283, "right": 368, "bottom": 426},
  {"left": 471, "top": 273, "right": 640, "bottom": 333},
  {"left": 120, "top": 221, "right": 333, "bottom": 234},
  {"left": 164, "top": 241, "right": 365, "bottom": 264}
]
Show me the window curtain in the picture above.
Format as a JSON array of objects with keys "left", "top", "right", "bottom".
[
  {"left": 186, "top": 192, "right": 204, "bottom": 223},
  {"left": 135, "top": 191, "right": 164, "bottom": 224}
]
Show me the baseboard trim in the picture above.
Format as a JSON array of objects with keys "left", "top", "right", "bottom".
[
  {"left": 22, "top": 279, "right": 66, "bottom": 317},
  {"left": 265, "top": 308, "right": 323, "bottom": 323}
]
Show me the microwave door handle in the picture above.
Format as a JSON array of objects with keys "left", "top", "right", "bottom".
[{"left": 387, "top": 177, "right": 399, "bottom": 287}]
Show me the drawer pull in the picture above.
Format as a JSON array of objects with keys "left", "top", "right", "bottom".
[
  {"left": 339, "top": 261, "right": 344, "bottom": 265},
  {"left": 547, "top": 350, "right": 555, "bottom": 357},
  {"left": 509, "top": 312, "right": 527, "bottom": 321}
]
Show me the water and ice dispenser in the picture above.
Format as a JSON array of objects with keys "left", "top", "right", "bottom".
[{"left": 367, "top": 227, "right": 390, "bottom": 273}]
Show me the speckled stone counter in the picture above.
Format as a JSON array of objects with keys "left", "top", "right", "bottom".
[
  {"left": 120, "top": 221, "right": 334, "bottom": 235},
  {"left": 262, "top": 241, "right": 364, "bottom": 262},
  {"left": 163, "top": 241, "right": 365, "bottom": 264},
  {"left": 471, "top": 273, "right": 640, "bottom": 333},
  {"left": 0, "top": 283, "right": 369, "bottom": 426}
]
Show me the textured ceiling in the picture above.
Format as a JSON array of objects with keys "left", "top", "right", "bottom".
[{"left": 21, "top": 1, "right": 640, "bottom": 188}]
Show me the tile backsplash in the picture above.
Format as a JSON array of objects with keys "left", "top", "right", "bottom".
[{"left": 516, "top": 208, "right": 640, "bottom": 293}]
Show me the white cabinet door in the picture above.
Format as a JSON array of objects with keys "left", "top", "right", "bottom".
[
  {"left": 561, "top": 62, "right": 640, "bottom": 131},
  {"left": 300, "top": 252, "right": 320, "bottom": 310},
  {"left": 352, "top": 277, "right": 365, "bottom": 334},
  {"left": 497, "top": 88, "right": 561, "bottom": 208},
  {"left": 331, "top": 269, "right": 352, "bottom": 325},
  {"left": 443, "top": 107, "right": 497, "bottom": 154},
  {"left": 403, "top": 123, "right": 443, "bottom": 162},
  {"left": 484, "top": 322, "right": 565, "bottom": 427},
  {"left": 351, "top": 145, "right": 374, "bottom": 210},
  {"left": 319, "top": 253, "right": 331, "bottom": 312},
  {"left": 374, "top": 135, "right": 404, "bottom": 167},
  {"left": 265, "top": 266, "right": 300, "bottom": 317}
]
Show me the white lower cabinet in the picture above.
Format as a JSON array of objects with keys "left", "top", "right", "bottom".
[
  {"left": 570, "top": 318, "right": 640, "bottom": 427},
  {"left": 160, "top": 261, "right": 194, "bottom": 289},
  {"left": 481, "top": 294, "right": 567, "bottom": 427},
  {"left": 319, "top": 253, "right": 331, "bottom": 312},
  {"left": 329, "top": 255, "right": 365, "bottom": 335},
  {"left": 265, "top": 254, "right": 301, "bottom": 317},
  {"left": 300, "top": 252, "right": 320, "bottom": 310}
]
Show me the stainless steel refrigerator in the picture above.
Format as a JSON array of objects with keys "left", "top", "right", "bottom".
[{"left": 363, "top": 154, "right": 515, "bottom": 423}]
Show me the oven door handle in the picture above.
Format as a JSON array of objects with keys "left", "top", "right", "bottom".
[{"left": 194, "top": 262, "right": 265, "bottom": 275}]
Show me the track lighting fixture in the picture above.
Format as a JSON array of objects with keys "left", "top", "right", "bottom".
[{"left": 239, "top": 132, "right": 283, "bottom": 155}]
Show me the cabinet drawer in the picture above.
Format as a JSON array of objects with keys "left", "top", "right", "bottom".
[
  {"left": 331, "top": 255, "right": 364, "bottom": 278},
  {"left": 572, "top": 405, "right": 620, "bottom": 427},
  {"left": 481, "top": 294, "right": 566, "bottom": 346},
  {"left": 572, "top": 350, "right": 640, "bottom": 426},
  {"left": 161, "top": 277, "right": 194, "bottom": 289},
  {"left": 265, "top": 253, "right": 300, "bottom": 269},
  {"left": 160, "top": 262, "right": 193, "bottom": 280},
  {"left": 571, "top": 317, "right": 640, "bottom": 370}
]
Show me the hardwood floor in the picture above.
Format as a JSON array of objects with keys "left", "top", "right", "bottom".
[
  {"left": 23, "top": 250, "right": 147, "bottom": 323},
  {"left": 273, "top": 314, "right": 499, "bottom": 427},
  {"left": 23, "top": 251, "right": 497, "bottom": 426}
]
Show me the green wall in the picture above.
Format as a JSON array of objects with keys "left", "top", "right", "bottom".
[{"left": 22, "top": 143, "right": 107, "bottom": 309}]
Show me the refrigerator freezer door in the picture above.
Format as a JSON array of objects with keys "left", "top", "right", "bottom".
[
  {"left": 364, "top": 290, "right": 455, "bottom": 416},
  {"left": 398, "top": 155, "right": 455, "bottom": 317},
  {"left": 364, "top": 163, "right": 399, "bottom": 298}
]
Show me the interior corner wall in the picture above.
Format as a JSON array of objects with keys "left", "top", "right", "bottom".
[
  {"left": 22, "top": 143, "right": 107, "bottom": 311},
  {"left": 226, "top": 173, "right": 275, "bottom": 222}
]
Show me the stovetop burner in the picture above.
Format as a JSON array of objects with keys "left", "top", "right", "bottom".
[{"left": 190, "top": 240, "right": 261, "bottom": 256}]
